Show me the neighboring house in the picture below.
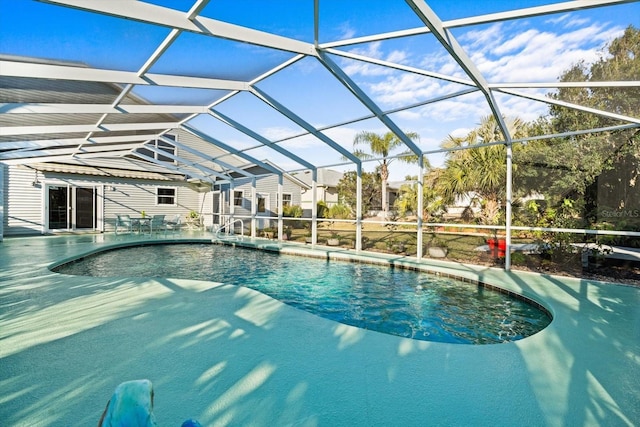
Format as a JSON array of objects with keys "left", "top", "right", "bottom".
[
  {"left": 216, "top": 162, "right": 310, "bottom": 230},
  {"left": 442, "top": 193, "right": 482, "bottom": 220},
  {"left": 295, "top": 168, "right": 343, "bottom": 216}
]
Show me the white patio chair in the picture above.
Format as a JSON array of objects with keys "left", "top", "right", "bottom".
[{"left": 165, "top": 214, "right": 182, "bottom": 235}]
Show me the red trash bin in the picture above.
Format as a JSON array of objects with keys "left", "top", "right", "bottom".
[{"left": 487, "top": 238, "right": 506, "bottom": 258}]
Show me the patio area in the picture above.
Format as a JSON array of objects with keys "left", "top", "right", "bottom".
[{"left": 1, "top": 233, "right": 638, "bottom": 426}]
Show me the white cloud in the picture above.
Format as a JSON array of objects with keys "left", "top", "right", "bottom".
[
  {"left": 368, "top": 73, "right": 444, "bottom": 106},
  {"left": 459, "top": 23, "right": 505, "bottom": 51},
  {"left": 337, "top": 22, "right": 356, "bottom": 40},
  {"left": 493, "top": 29, "right": 540, "bottom": 55},
  {"left": 342, "top": 42, "right": 412, "bottom": 77},
  {"left": 450, "top": 127, "right": 473, "bottom": 138},
  {"left": 415, "top": 96, "right": 488, "bottom": 124},
  {"left": 563, "top": 17, "right": 591, "bottom": 28},
  {"left": 545, "top": 14, "right": 570, "bottom": 25},
  {"left": 261, "top": 126, "right": 300, "bottom": 141},
  {"left": 386, "top": 49, "right": 408, "bottom": 64},
  {"left": 463, "top": 22, "right": 625, "bottom": 83}
]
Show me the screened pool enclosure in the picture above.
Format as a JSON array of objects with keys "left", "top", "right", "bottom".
[{"left": 1, "top": 0, "right": 638, "bottom": 280}]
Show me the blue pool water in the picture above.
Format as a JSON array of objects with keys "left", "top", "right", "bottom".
[{"left": 54, "top": 243, "right": 551, "bottom": 344}]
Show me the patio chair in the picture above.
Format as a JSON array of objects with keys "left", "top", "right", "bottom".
[
  {"left": 140, "top": 214, "right": 166, "bottom": 236},
  {"left": 165, "top": 214, "right": 182, "bottom": 235},
  {"left": 115, "top": 214, "right": 139, "bottom": 234}
]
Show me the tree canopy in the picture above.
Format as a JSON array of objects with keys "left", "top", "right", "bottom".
[
  {"left": 350, "top": 131, "right": 421, "bottom": 216},
  {"left": 518, "top": 25, "right": 640, "bottom": 230}
]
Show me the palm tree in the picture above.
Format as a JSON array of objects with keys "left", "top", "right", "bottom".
[
  {"left": 394, "top": 173, "right": 446, "bottom": 220},
  {"left": 351, "top": 130, "right": 421, "bottom": 217},
  {"left": 437, "top": 115, "right": 528, "bottom": 225}
]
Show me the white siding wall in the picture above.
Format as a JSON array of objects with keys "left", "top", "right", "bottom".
[
  {"left": 5, "top": 167, "right": 44, "bottom": 235},
  {"left": 223, "top": 175, "right": 302, "bottom": 218},
  {"left": 103, "top": 180, "right": 200, "bottom": 231},
  {"left": 0, "top": 163, "right": 5, "bottom": 240},
  {"left": 4, "top": 165, "right": 202, "bottom": 236}
]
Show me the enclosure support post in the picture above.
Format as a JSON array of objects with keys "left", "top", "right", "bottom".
[
  {"left": 277, "top": 174, "right": 283, "bottom": 240},
  {"left": 311, "top": 168, "right": 318, "bottom": 245},
  {"left": 505, "top": 142, "right": 513, "bottom": 271},
  {"left": 416, "top": 154, "right": 424, "bottom": 259},
  {"left": 356, "top": 163, "right": 363, "bottom": 251},
  {"left": 250, "top": 177, "right": 257, "bottom": 238},
  {"left": 229, "top": 181, "right": 235, "bottom": 231}
]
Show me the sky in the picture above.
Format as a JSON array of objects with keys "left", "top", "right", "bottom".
[{"left": 1, "top": 0, "right": 638, "bottom": 181}]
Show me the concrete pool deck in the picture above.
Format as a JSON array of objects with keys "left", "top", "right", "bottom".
[{"left": 0, "top": 233, "right": 638, "bottom": 426}]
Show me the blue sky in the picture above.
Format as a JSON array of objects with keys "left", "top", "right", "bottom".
[{"left": 1, "top": 0, "right": 638, "bottom": 180}]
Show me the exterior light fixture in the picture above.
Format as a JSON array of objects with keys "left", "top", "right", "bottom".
[{"left": 31, "top": 171, "right": 41, "bottom": 187}]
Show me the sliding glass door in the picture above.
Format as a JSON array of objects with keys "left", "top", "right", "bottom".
[{"left": 47, "top": 185, "right": 96, "bottom": 231}]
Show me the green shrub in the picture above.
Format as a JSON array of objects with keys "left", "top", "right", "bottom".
[
  {"left": 283, "top": 204, "right": 303, "bottom": 218},
  {"left": 510, "top": 252, "right": 527, "bottom": 265},
  {"left": 328, "top": 203, "right": 352, "bottom": 219},
  {"left": 317, "top": 201, "right": 328, "bottom": 218}
]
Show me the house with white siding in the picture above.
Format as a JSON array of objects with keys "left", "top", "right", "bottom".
[
  {"left": 0, "top": 137, "right": 207, "bottom": 236},
  {"left": 0, "top": 58, "right": 285, "bottom": 238},
  {"left": 216, "top": 161, "right": 310, "bottom": 233},
  {"left": 294, "top": 168, "right": 343, "bottom": 216},
  {"left": 1, "top": 133, "right": 313, "bottom": 237}
]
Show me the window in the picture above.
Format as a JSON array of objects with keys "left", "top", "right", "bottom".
[
  {"left": 233, "top": 190, "right": 243, "bottom": 207},
  {"left": 157, "top": 137, "right": 176, "bottom": 163},
  {"left": 277, "top": 193, "right": 292, "bottom": 213},
  {"left": 157, "top": 187, "right": 176, "bottom": 205},
  {"left": 138, "top": 134, "right": 177, "bottom": 164},
  {"left": 279, "top": 193, "right": 292, "bottom": 208},
  {"left": 257, "top": 195, "right": 267, "bottom": 213}
]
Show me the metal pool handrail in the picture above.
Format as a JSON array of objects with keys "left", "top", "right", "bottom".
[{"left": 215, "top": 219, "right": 244, "bottom": 239}]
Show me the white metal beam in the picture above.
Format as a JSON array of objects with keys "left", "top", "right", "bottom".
[
  {"left": 0, "top": 60, "right": 247, "bottom": 91},
  {"left": 0, "top": 142, "right": 141, "bottom": 160},
  {"left": 140, "top": 144, "right": 230, "bottom": 181},
  {"left": 249, "top": 86, "right": 361, "bottom": 165},
  {"left": 0, "top": 134, "right": 159, "bottom": 151},
  {"left": 323, "top": 47, "right": 475, "bottom": 87},
  {"left": 325, "top": 0, "right": 635, "bottom": 48},
  {"left": 159, "top": 136, "right": 251, "bottom": 178},
  {"left": 38, "top": 0, "right": 316, "bottom": 56},
  {"left": 209, "top": 108, "right": 316, "bottom": 170},
  {"left": 498, "top": 88, "right": 640, "bottom": 124},
  {"left": 1, "top": 122, "right": 180, "bottom": 137},
  {"left": 0, "top": 103, "right": 209, "bottom": 115},
  {"left": 489, "top": 81, "right": 640, "bottom": 89},
  {"left": 72, "top": 149, "right": 136, "bottom": 159},
  {"left": 131, "top": 151, "right": 213, "bottom": 183},
  {"left": 181, "top": 124, "right": 281, "bottom": 175},
  {"left": 405, "top": 0, "right": 512, "bottom": 141},
  {"left": 316, "top": 51, "right": 424, "bottom": 156}
]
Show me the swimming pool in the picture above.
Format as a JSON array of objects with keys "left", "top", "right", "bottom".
[{"left": 54, "top": 243, "right": 551, "bottom": 344}]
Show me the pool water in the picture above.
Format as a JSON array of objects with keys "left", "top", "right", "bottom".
[{"left": 55, "top": 243, "right": 551, "bottom": 344}]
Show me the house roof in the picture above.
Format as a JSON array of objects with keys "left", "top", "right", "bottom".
[
  {"left": 295, "top": 169, "right": 344, "bottom": 188},
  {"left": 230, "top": 159, "right": 311, "bottom": 190},
  {"left": 1, "top": 1, "right": 638, "bottom": 184}
]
